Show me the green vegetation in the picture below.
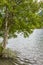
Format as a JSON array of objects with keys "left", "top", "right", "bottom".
[
  {"left": 0, "top": 43, "right": 3, "bottom": 56},
  {"left": 0, "top": 0, "right": 43, "bottom": 56}
]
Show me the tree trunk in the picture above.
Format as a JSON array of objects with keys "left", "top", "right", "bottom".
[
  {"left": 0, "top": 21, "right": 8, "bottom": 57},
  {"left": 0, "top": 6, "right": 9, "bottom": 56},
  {"left": 3, "top": 21, "right": 8, "bottom": 49},
  {"left": 2, "top": 6, "right": 8, "bottom": 49}
]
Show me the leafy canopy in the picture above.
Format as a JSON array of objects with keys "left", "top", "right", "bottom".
[{"left": 0, "top": 0, "right": 43, "bottom": 37}]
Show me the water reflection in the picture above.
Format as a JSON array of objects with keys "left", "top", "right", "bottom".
[{"left": 2, "top": 29, "right": 43, "bottom": 65}]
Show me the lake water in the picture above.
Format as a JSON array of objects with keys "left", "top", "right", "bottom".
[{"left": 1, "top": 29, "right": 43, "bottom": 65}]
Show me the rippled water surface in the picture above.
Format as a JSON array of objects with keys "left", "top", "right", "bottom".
[{"left": 7, "top": 29, "right": 43, "bottom": 65}]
